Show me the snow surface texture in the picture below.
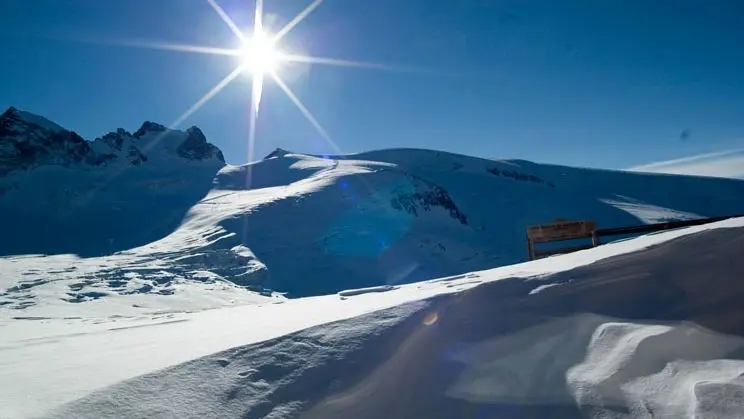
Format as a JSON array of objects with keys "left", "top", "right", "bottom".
[
  {"left": 3, "top": 108, "right": 744, "bottom": 318},
  {"left": 2, "top": 218, "right": 743, "bottom": 418}
]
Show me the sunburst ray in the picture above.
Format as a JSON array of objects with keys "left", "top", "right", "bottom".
[
  {"left": 85, "top": 0, "right": 423, "bottom": 161},
  {"left": 270, "top": 72, "right": 342, "bottom": 154},
  {"left": 254, "top": 0, "right": 265, "bottom": 33},
  {"left": 119, "top": 40, "right": 240, "bottom": 56},
  {"left": 207, "top": 0, "right": 247, "bottom": 43},
  {"left": 170, "top": 65, "right": 246, "bottom": 129},
  {"left": 281, "top": 53, "right": 422, "bottom": 72},
  {"left": 250, "top": 0, "right": 267, "bottom": 115},
  {"left": 272, "top": 0, "right": 324, "bottom": 43}
]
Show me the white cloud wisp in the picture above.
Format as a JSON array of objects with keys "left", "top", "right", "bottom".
[{"left": 629, "top": 148, "right": 744, "bottom": 179}]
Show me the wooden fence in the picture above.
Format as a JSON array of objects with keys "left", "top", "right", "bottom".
[{"left": 526, "top": 214, "right": 744, "bottom": 260}]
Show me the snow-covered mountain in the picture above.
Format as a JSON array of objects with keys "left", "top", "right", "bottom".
[
  {"left": 3, "top": 107, "right": 744, "bottom": 316},
  {"left": 0, "top": 107, "right": 223, "bottom": 174},
  {"left": 4, "top": 107, "right": 744, "bottom": 418},
  {"left": 0, "top": 107, "right": 224, "bottom": 258}
]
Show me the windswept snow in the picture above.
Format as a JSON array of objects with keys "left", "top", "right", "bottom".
[
  {"left": 600, "top": 194, "right": 702, "bottom": 223},
  {"left": 2, "top": 217, "right": 744, "bottom": 418}
]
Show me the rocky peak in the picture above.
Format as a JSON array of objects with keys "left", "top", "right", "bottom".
[
  {"left": 99, "top": 131, "right": 126, "bottom": 151},
  {"left": 0, "top": 106, "right": 19, "bottom": 121},
  {"left": 1, "top": 107, "right": 66, "bottom": 134},
  {"left": 95, "top": 122, "right": 224, "bottom": 165},
  {"left": 0, "top": 107, "right": 22, "bottom": 135},
  {"left": 95, "top": 126, "right": 132, "bottom": 146},
  {"left": 133, "top": 121, "right": 167, "bottom": 139},
  {"left": 0, "top": 107, "right": 97, "bottom": 175},
  {"left": 176, "top": 126, "right": 225, "bottom": 162},
  {"left": 1, "top": 107, "right": 36, "bottom": 135},
  {"left": 1, "top": 108, "right": 227, "bottom": 175}
]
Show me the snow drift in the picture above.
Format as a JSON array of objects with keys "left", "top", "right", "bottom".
[{"left": 25, "top": 218, "right": 744, "bottom": 419}]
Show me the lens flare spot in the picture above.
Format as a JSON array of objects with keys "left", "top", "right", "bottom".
[{"left": 423, "top": 312, "right": 439, "bottom": 326}]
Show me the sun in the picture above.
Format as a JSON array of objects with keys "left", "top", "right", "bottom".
[
  {"left": 239, "top": 31, "right": 283, "bottom": 75},
  {"left": 115, "top": 0, "right": 416, "bottom": 167}
]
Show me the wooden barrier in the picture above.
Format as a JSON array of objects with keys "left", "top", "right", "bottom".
[
  {"left": 526, "top": 219, "right": 597, "bottom": 260},
  {"left": 526, "top": 214, "right": 744, "bottom": 260}
]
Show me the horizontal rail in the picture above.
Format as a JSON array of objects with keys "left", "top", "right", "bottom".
[
  {"left": 595, "top": 214, "right": 744, "bottom": 238},
  {"left": 526, "top": 213, "right": 744, "bottom": 261}
]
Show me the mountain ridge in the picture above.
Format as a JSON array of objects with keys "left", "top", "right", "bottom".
[
  {"left": 3, "top": 109, "right": 744, "bottom": 314},
  {"left": 0, "top": 107, "right": 224, "bottom": 177}
]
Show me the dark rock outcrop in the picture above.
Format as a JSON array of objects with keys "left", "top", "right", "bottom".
[
  {"left": 0, "top": 107, "right": 99, "bottom": 174},
  {"left": 177, "top": 127, "right": 225, "bottom": 162},
  {"left": 133, "top": 121, "right": 167, "bottom": 139},
  {"left": 486, "top": 166, "right": 555, "bottom": 188},
  {"left": 391, "top": 185, "right": 468, "bottom": 225}
]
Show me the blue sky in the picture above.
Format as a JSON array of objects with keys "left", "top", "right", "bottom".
[{"left": 1, "top": 0, "right": 743, "bottom": 175}]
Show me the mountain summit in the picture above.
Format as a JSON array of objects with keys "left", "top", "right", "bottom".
[
  {"left": 0, "top": 107, "right": 227, "bottom": 260},
  {"left": 0, "top": 107, "right": 224, "bottom": 176},
  {"left": 0, "top": 107, "right": 99, "bottom": 175}
]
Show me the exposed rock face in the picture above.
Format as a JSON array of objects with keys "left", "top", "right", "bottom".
[
  {"left": 0, "top": 107, "right": 98, "bottom": 174},
  {"left": 177, "top": 127, "right": 225, "bottom": 162},
  {"left": 0, "top": 107, "right": 226, "bottom": 176},
  {"left": 133, "top": 121, "right": 167, "bottom": 139},
  {"left": 391, "top": 184, "right": 468, "bottom": 225}
]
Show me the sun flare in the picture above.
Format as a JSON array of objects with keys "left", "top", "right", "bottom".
[
  {"left": 115, "top": 0, "right": 413, "bottom": 171},
  {"left": 240, "top": 32, "right": 283, "bottom": 75}
]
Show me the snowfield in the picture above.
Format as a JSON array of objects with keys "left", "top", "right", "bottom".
[
  {"left": 4, "top": 142, "right": 744, "bottom": 316},
  {"left": 3, "top": 109, "right": 744, "bottom": 418},
  {"left": 2, "top": 217, "right": 744, "bottom": 418}
]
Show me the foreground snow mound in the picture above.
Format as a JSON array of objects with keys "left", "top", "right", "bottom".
[{"left": 44, "top": 222, "right": 744, "bottom": 418}]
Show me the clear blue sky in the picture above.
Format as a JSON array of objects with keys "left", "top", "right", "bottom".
[{"left": 2, "top": 0, "right": 744, "bottom": 171}]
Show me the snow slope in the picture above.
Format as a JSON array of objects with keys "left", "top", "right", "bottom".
[
  {"left": 4, "top": 108, "right": 744, "bottom": 417},
  {"left": 3, "top": 108, "right": 744, "bottom": 317},
  {"left": 206, "top": 148, "right": 744, "bottom": 299},
  {"left": 2, "top": 217, "right": 743, "bottom": 418}
]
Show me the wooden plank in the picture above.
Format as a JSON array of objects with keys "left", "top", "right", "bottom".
[{"left": 527, "top": 220, "right": 597, "bottom": 243}]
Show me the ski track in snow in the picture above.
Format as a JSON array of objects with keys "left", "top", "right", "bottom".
[{"left": 1, "top": 218, "right": 743, "bottom": 418}]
